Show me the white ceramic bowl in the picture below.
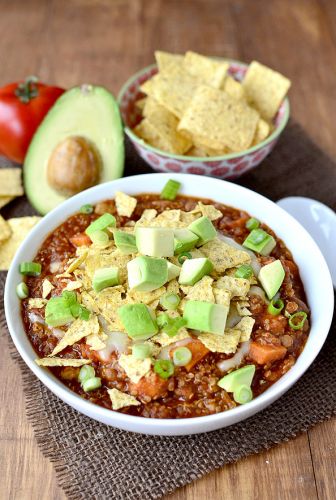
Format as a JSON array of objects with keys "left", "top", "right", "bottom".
[{"left": 5, "top": 173, "right": 334, "bottom": 436}]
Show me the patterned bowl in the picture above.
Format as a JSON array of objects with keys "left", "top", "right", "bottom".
[{"left": 117, "top": 61, "right": 290, "bottom": 179}]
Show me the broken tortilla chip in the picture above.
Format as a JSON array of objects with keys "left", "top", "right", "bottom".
[
  {"left": 42, "top": 279, "right": 54, "bottom": 299},
  {"left": 198, "top": 328, "right": 241, "bottom": 353},
  {"left": 0, "top": 216, "right": 41, "bottom": 271},
  {"left": 0, "top": 215, "right": 12, "bottom": 244},
  {"left": 201, "top": 238, "right": 250, "bottom": 273},
  {"left": 118, "top": 354, "right": 151, "bottom": 383},
  {"left": 215, "top": 276, "right": 250, "bottom": 298},
  {"left": 243, "top": 61, "right": 291, "bottom": 120},
  {"left": 36, "top": 357, "right": 91, "bottom": 367},
  {"left": 115, "top": 191, "right": 137, "bottom": 217},
  {"left": 28, "top": 298, "right": 47, "bottom": 309},
  {"left": 50, "top": 316, "right": 99, "bottom": 356},
  {"left": 0, "top": 169, "right": 24, "bottom": 196},
  {"left": 107, "top": 388, "right": 140, "bottom": 410}
]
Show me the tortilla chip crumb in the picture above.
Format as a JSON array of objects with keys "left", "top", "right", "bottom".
[
  {"left": 42, "top": 279, "right": 54, "bottom": 299},
  {"left": 118, "top": 354, "right": 151, "bottom": 384},
  {"left": 35, "top": 357, "right": 91, "bottom": 367},
  {"left": 115, "top": 191, "right": 137, "bottom": 217},
  {"left": 28, "top": 298, "right": 47, "bottom": 309},
  {"left": 107, "top": 388, "right": 140, "bottom": 410}
]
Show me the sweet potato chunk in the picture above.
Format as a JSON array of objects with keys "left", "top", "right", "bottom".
[
  {"left": 130, "top": 371, "right": 169, "bottom": 400},
  {"left": 70, "top": 233, "right": 91, "bottom": 247},
  {"left": 249, "top": 341, "right": 287, "bottom": 365},
  {"left": 183, "top": 339, "right": 210, "bottom": 371}
]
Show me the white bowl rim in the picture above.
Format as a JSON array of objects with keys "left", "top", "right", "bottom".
[
  {"left": 117, "top": 60, "right": 290, "bottom": 161},
  {"left": 4, "top": 173, "right": 334, "bottom": 434}
]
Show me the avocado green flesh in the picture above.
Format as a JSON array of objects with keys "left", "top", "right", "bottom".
[{"left": 24, "top": 85, "right": 124, "bottom": 215}]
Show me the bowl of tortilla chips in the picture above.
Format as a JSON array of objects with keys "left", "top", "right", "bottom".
[{"left": 118, "top": 51, "right": 290, "bottom": 179}]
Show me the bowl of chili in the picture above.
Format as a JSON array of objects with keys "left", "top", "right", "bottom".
[{"left": 4, "top": 173, "right": 334, "bottom": 435}]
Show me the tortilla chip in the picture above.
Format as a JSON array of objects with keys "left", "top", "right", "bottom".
[
  {"left": 86, "top": 329, "right": 108, "bottom": 351},
  {"left": 50, "top": 316, "right": 99, "bottom": 356},
  {"left": 0, "top": 196, "right": 14, "bottom": 209},
  {"left": 236, "top": 301, "right": 252, "bottom": 316},
  {"left": 115, "top": 191, "right": 137, "bottom": 217},
  {"left": 178, "top": 85, "right": 259, "bottom": 152},
  {"left": 193, "top": 202, "right": 222, "bottom": 221},
  {"left": 28, "top": 298, "right": 47, "bottom": 309},
  {"left": 213, "top": 288, "right": 231, "bottom": 307},
  {"left": 85, "top": 248, "right": 129, "bottom": 283},
  {"left": 142, "top": 98, "right": 192, "bottom": 154},
  {"left": 135, "top": 97, "right": 147, "bottom": 111},
  {"left": 66, "top": 250, "right": 88, "bottom": 274},
  {"left": 235, "top": 316, "right": 255, "bottom": 342},
  {"left": 155, "top": 50, "right": 184, "bottom": 71},
  {"left": 127, "top": 285, "right": 166, "bottom": 305},
  {"left": 134, "top": 119, "right": 171, "bottom": 151},
  {"left": 201, "top": 238, "right": 250, "bottom": 272},
  {"left": 0, "top": 215, "right": 11, "bottom": 244},
  {"left": 223, "top": 76, "right": 246, "bottom": 101},
  {"left": 0, "top": 216, "right": 41, "bottom": 271},
  {"left": 186, "top": 146, "right": 208, "bottom": 157},
  {"left": 0, "top": 169, "right": 23, "bottom": 196},
  {"left": 184, "top": 51, "right": 228, "bottom": 88},
  {"left": 135, "top": 209, "right": 157, "bottom": 227},
  {"left": 215, "top": 276, "right": 250, "bottom": 298},
  {"left": 153, "top": 327, "right": 190, "bottom": 347},
  {"left": 181, "top": 276, "right": 215, "bottom": 303},
  {"left": 42, "top": 279, "right": 54, "bottom": 298},
  {"left": 142, "top": 63, "right": 200, "bottom": 118},
  {"left": 93, "top": 287, "right": 126, "bottom": 331},
  {"left": 118, "top": 354, "right": 151, "bottom": 383},
  {"left": 198, "top": 328, "right": 241, "bottom": 353},
  {"left": 36, "top": 357, "right": 91, "bottom": 367},
  {"left": 165, "top": 278, "right": 180, "bottom": 295},
  {"left": 107, "top": 388, "right": 141, "bottom": 410},
  {"left": 140, "top": 76, "right": 156, "bottom": 95},
  {"left": 243, "top": 61, "right": 291, "bottom": 120},
  {"left": 64, "top": 280, "right": 82, "bottom": 291},
  {"left": 253, "top": 118, "right": 271, "bottom": 145}
]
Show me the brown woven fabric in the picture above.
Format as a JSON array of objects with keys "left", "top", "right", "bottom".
[{"left": 0, "top": 122, "right": 335, "bottom": 500}]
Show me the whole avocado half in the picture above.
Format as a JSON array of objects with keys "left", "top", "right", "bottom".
[{"left": 23, "top": 84, "right": 125, "bottom": 215}]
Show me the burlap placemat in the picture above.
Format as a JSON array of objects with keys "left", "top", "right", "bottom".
[{"left": 0, "top": 122, "right": 335, "bottom": 500}]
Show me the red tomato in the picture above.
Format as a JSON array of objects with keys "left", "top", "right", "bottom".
[{"left": 0, "top": 76, "right": 64, "bottom": 163}]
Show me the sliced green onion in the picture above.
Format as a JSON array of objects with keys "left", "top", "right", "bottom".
[
  {"left": 85, "top": 213, "right": 116, "bottom": 237},
  {"left": 160, "top": 179, "right": 181, "bottom": 201},
  {"left": 157, "top": 313, "right": 169, "bottom": 329},
  {"left": 78, "top": 365, "right": 95, "bottom": 384},
  {"left": 235, "top": 264, "right": 253, "bottom": 279},
  {"left": 132, "top": 343, "right": 151, "bottom": 360},
  {"left": 80, "top": 204, "right": 94, "bottom": 214},
  {"left": 163, "top": 316, "right": 187, "bottom": 337},
  {"left": 233, "top": 384, "right": 253, "bottom": 404},
  {"left": 82, "top": 376, "right": 102, "bottom": 392},
  {"left": 16, "top": 282, "right": 29, "bottom": 299},
  {"left": 246, "top": 217, "right": 260, "bottom": 231},
  {"left": 89, "top": 230, "right": 110, "bottom": 246},
  {"left": 268, "top": 297, "right": 284, "bottom": 315},
  {"left": 288, "top": 311, "right": 307, "bottom": 330},
  {"left": 19, "top": 261, "right": 41, "bottom": 276},
  {"left": 160, "top": 292, "right": 180, "bottom": 311},
  {"left": 173, "top": 347, "right": 192, "bottom": 367},
  {"left": 178, "top": 251, "right": 192, "bottom": 264},
  {"left": 154, "top": 359, "right": 174, "bottom": 379}
]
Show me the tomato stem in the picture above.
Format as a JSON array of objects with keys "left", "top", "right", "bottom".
[{"left": 14, "top": 76, "right": 39, "bottom": 103}]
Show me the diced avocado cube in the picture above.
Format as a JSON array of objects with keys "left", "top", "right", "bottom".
[
  {"left": 243, "top": 228, "right": 276, "bottom": 256},
  {"left": 174, "top": 228, "right": 199, "bottom": 254},
  {"left": 92, "top": 267, "right": 119, "bottom": 292},
  {"left": 85, "top": 213, "right": 116, "bottom": 237},
  {"left": 167, "top": 262, "right": 181, "bottom": 281},
  {"left": 183, "top": 300, "right": 228, "bottom": 335},
  {"left": 127, "top": 256, "right": 168, "bottom": 291},
  {"left": 218, "top": 365, "right": 256, "bottom": 392},
  {"left": 135, "top": 227, "right": 174, "bottom": 257},
  {"left": 258, "top": 259, "right": 285, "bottom": 299},
  {"left": 118, "top": 303, "right": 158, "bottom": 340},
  {"left": 179, "top": 257, "right": 213, "bottom": 286},
  {"left": 114, "top": 230, "right": 137, "bottom": 254},
  {"left": 188, "top": 216, "right": 216, "bottom": 245}
]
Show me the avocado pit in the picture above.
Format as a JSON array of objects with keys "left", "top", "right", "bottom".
[{"left": 47, "top": 136, "right": 101, "bottom": 196}]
